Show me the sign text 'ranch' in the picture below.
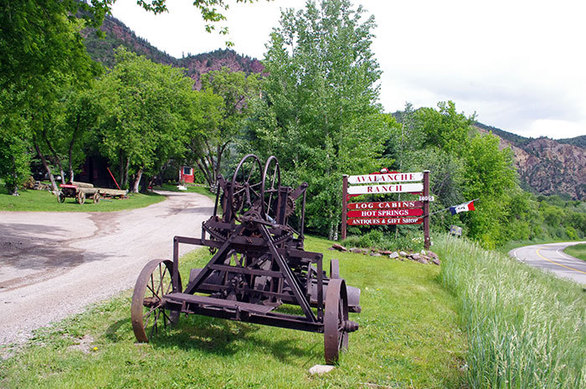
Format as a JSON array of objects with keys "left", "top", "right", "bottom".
[
  {"left": 348, "top": 172, "right": 423, "bottom": 184},
  {"left": 347, "top": 183, "right": 424, "bottom": 195}
]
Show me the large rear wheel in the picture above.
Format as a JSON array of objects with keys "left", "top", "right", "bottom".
[
  {"left": 230, "top": 154, "right": 263, "bottom": 218},
  {"left": 260, "top": 156, "right": 281, "bottom": 221},
  {"left": 324, "top": 278, "right": 350, "bottom": 364},
  {"left": 131, "top": 259, "right": 181, "bottom": 342}
]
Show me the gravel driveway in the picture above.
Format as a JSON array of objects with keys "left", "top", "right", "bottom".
[{"left": 0, "top": 191, "right": 214, "bottom": 347}]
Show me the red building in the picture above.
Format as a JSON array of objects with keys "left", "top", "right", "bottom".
[{"left": 179, "top": 166, "right": 195, "bottom": 183}]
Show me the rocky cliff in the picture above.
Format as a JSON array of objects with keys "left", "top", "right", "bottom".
[{"left": 476, "top": 124, "right": 585, "bottom": 200}]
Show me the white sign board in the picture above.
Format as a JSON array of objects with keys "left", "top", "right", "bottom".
[
  {"left": 347, "top": 183, "right": 424, "bottom": 195},
  {"left": 348, "top": 172, "right": 423, "bottom": 184}
]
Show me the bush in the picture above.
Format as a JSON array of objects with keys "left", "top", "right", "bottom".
[
  {"left": 342, "top": 229, "right": 425, "bottom": 252},
  {"left": 566, "top": 226, "right": 578, "bottom": 240}
]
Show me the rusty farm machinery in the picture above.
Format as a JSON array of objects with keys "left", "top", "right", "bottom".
[{"left": 131, "top": 154, "right": 361, "bottom": 364}]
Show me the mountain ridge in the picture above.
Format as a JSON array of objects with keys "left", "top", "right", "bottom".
[
  {"left": 475, "top": 125, "right": 585, "bottom": 200},
  {"left": 83, "top": 15, "right": 264, "bottom": 85}
]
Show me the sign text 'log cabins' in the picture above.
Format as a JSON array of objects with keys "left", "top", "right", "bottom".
[{"left": 341, "top": 170, "right": 431, "bottom": 249}]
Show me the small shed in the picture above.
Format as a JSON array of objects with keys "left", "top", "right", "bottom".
[{"left": 179, "top": 166, "right": 195, "bottom": 184}]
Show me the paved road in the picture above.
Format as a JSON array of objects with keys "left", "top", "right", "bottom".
[
  {"left": 509, "top": 241, "right": 586, "bottom": 285},
  {"left": 0, "top": 191, "right": 214, "bottom": 348}
]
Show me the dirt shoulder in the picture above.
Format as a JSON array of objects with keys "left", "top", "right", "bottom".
[{"left": 0, "top": 191, "right": 214, "bottom": 348}]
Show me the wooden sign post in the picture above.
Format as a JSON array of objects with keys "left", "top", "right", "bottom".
[{"left": 341, "top": 170, "right": 431, "bottom": 249}]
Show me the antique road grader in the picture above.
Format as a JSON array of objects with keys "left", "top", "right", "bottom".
[{"left": 131, "top": 154, "right": 361, "bottom": 364}]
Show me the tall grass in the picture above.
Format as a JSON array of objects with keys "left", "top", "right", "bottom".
[{"left": 436, "top": 235, "right": 585, "bottom": 388}]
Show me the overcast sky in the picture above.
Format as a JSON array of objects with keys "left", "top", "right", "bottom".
[{"left": 110, "top": 0, "right": 586, "bottom": 139}]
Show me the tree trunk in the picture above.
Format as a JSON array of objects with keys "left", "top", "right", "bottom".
[
  {"left": 328, "top": 221, "right": 334, "bottom": 241},
  {"left": 34, "top": 139, "right": 58, "bottom": 192},
  {"left": 68, "top": 113, "right": 82, "bottom": 183},
  {"left": 67, "top": 139, "right": 75, "bottom": 183},
  {"left": 196, "top": 158, "right": 213, "bottom": 187},
  {"left": 132, "top": 168, "right": 142, "bottom": 193},
  {"left": 10, "top": 173, "right": 19, "bottom": 196},
  {"left": 119, "top": 152, "right": 125, "bottom": 188},
  {"left": 124, "top": 158, "right": 130, "bottom": 189},
  {"left": 140, "top": 175, "right": 150, "bottom": 193},
  {"left": 214, "top": 143, "right": 222, "bottom": 185},
  {"left": 211, "top": 141, "right": 230, "bottom": 191},
  {"left": 42, "top": 129, "right": 66, "bottom": 184}
]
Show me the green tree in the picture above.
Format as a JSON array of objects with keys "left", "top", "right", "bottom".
[
  {"left": 94, "top": 49, "right": 193, "bottom": 191},
  {"left": 0, "top": 0, "right": 106, "bottom": 192},
  {"left": 394, "top": 102, "right": 527, "bottom": 248},
  {"left": 189, "top": 67, "right": 260, "bottom": 188},
  {"left": 460, "top": 133, "right": 518, "bottom": 247},
  {"left": 245, "top": 0, "right": 389, "bottom": 238},
  {"left": 0, "top": 97, "right": 30, "bottom": 195},
  {"left": 0, "top": 0, "right": 268, "bottom": 193},
  {"left": 413, "top": 101, "right": 475, "bottom": 155},
  {"left": 59, "top": 87, "right": 102, "bottom": 182}
]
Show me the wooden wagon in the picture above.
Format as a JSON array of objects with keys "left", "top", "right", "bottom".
[{"left": 57, "top": 182, "right": 128, "bottom": 204}]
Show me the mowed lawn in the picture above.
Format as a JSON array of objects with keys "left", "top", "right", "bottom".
[
  {"left": 0, "top": 237, "right": 467, "bottom": 388},
  {"left": 0, "top": 187, "right": 164, "bottom": 212}
]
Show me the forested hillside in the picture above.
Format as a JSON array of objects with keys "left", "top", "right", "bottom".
[{"left": 83, "top": 15, "right": 264, "bottom": 86}]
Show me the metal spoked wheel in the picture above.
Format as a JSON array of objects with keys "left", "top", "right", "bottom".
[
  {"left": 131, "top": 259, "right": 181, "bottom": 342},
  {"left": 330, "top": 259, "right": 340, "bottom": 279},
  {"left": 231, "top": 154, "right": 263, "bottom": 217},
  {"left": 57, "top": 191, "right": 65, "bottom": 203},
  {"left": 93, "top": 192, "right": 100, "bottom": 204},
  {"left": 260, "top": 156, "right": 281, "bottom": 221},
  {"left": 324, "top": 278, "right": 349, "bottom": 365}
]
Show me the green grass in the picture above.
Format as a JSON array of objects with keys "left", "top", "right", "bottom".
[
  {"left": 0, "top": 187, "right": 164, "bottom": 212},
  {"left": 564, "top": 243, "right": 586, "bottom": 261},
  {"left": 436, "top": 235, "right": 585, "bottom": 388},
  {"left": 497, "top": 237, "right": 574, "bottom": 254},
  {"left": 0, "top": 236, "right": 467, "bottom": 388}
]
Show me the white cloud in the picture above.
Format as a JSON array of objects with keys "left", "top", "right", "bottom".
[
  {"left": 526, "top": 119, "right": 586, "bottom": 139},
  {"left": 110, "top": 0, "right": 586, "bottom": 139}
]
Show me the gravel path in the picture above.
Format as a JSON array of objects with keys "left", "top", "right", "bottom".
[{"left": 0, "top": 191, "right": 214, "bottom": 347}]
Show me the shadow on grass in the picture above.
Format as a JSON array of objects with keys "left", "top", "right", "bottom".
[
  {"left": 104, "top": 318, "right": 130, "bottom": 343},
  {"left": 106, "top": 314, "right": 315, "bottom": 363}
]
